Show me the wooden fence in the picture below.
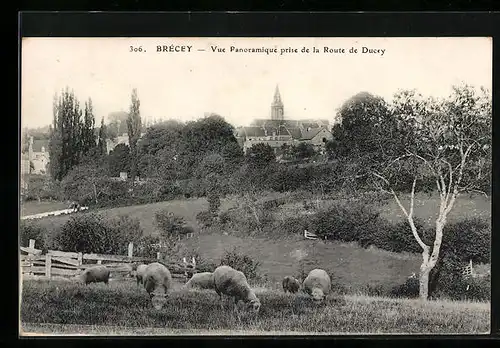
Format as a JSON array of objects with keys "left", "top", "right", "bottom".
[{"left": 20, "top": 239, "right": 196, "bottom": 280}]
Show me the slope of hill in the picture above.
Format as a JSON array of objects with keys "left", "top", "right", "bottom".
[{"left": 22, "top": 193, "right": 490, "bottom": 292}]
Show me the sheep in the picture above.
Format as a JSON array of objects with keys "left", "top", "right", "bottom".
[
  {"left": 213, "top": 265, "right": 261, "bottom": 314},
  {"left": 282, "top": 276, "right": 301, "bottom": 293},
  {"left": 184, "top": 272, "right": 215, "bottom": 291},
  {"left": 142, "top": 262, "right": 173, "bottom": 310},
  {"left": 76, "top": 265, "right": 111, "bottom": 285},
  {"left": 302, "top": 268, "right": 331, "bottom": 303},
  {"left": 135, "top": 264, "right": 148, "bottom": 286}
]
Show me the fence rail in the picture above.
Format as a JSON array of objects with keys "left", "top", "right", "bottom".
[{"left": 20, "top": 239, "right": 196, "bottom": 280}]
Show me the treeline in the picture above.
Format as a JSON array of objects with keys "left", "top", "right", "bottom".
[{"left": 25, "top": 84, "right": 491, "bottom": 209}]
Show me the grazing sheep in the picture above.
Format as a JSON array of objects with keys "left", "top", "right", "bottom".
[
  {"left": 135, "top": 264, "right": 148, "bottom": 286},
  {"left": 142, "top": 262, "right": 173, "bottom": 310},
  {"left": 184, "top": 272, "right": 215, "bottom": 291},
  {"left": 77, "top": 265, "right": 110, "bottom": 285},
  {"left": 302, "top": 268, "right": 331, "bottom": 303},
  {"left": 213, "top": 265, "right": 261, "bottom": 314},
  {"left": 282, "top": 276, "right": 301, "bottom": 293}
]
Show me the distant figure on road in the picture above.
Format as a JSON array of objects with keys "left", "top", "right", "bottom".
[{"left": 69, "top": 201, "right": 81, "bottom": 212}]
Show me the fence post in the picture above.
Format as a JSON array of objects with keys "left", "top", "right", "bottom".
[
  {"left": 45, "top": 254, "right": 52, "bottom": 278},
  {"left": 28, "top": 239, "right": 35, "bottom": 276},
  {"left": 77, "top": 252, "right": 83, "bottom": 272},
  {"left": 157, "top": 252, "right": 161, "bottom": 260},
  {"left": 128, "top": 242, "right": 134, "bottom": 258}
]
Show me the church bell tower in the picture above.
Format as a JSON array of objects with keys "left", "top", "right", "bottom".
[{"left": 271, "top": 85, "right": 284, "bottom": 121}]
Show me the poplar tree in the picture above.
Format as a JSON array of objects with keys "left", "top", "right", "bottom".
[
  {"left": 81, "top": 98, "right": 97, "bottom": 158},
  {"left": 98, "top": 117, "right": 108, "bottom": 156},
  {"left": 127, "top": 88, "right": 142, "bottom": 182}
]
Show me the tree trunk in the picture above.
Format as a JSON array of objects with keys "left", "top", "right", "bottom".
[{"left": 419, "top": 262, "right": 432, "bottom": 299}]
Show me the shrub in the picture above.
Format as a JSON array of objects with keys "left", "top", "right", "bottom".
[
  {"left": 196, "top": 210, "right": 214, "bottom": 228},
  {"left": 382, "top": 218, "right": 434, "bottom": 253},
  {"left": 389, "top": 277, "right": 420, "bottom": 299},
  {"left": 218, "top": 210, "right": 231, "bottom": 225},
  {"left": 310, "top": 200, "right": 384, "bottom": 247},
  {"left": 155, "top": 210, "right": 190, "bottom": 240},
  {"left": 19, "top": 221, "right": 50, "bottom": 253},
  {"left": 54, "top": 213, "right": 133, "bottom": 254},
  {"left": 105, "top": 215, "right": 144, "bottom": 253},
  {"left": 207, "top": 190, "right": 221, "bottom": 216},
  {"left": 441, "top": 217, "right": 490, "bottom": 264},
  {"left": 219, "top": 248, "right": 261, "bottom": 281},
  {"left": 134, "top": 235, "right": 161, "bottom": 259}
]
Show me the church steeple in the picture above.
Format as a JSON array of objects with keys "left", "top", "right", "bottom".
[{"left": 271, "top": 84, "right": 284, "bottom": 121}]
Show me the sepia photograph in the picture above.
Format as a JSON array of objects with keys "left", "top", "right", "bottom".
[{"left": 19, "top": 36, "right": 492, "bottom": 336}]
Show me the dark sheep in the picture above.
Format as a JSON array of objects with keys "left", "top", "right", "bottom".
[{"left": 282, "top": 276, "right": 301, "bottom": 293}]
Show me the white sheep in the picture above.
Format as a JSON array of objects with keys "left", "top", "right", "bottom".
[
  {"left": 282, "top": 276, "right": 301, "bottom": 293},
  {"left": 302, "top": 268, "right": 331, "bottom": 303},
  {"left": 76, "top": 265, "right": 110, "bottom": 285},
  {"left": 213, "top": 265, "right": 261, "bottom": 314},
  {"left": 184, "top": 272, "right": 215, "bottom": 291},
  {"left": 142, "top": 262, "right": 173, "bottom": 310}
]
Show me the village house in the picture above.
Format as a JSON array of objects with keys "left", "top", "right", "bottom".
[
  {"left": 235, "top": 85, "right": 334, "bottom": 155},
  {"left": 21, "top": 136, "right": 50, "bottom": 176}
]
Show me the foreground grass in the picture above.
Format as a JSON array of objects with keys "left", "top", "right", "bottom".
[{"left": 20, "top": 279, "right": 490, "bottom": 335}]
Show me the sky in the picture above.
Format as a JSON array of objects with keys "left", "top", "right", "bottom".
[{"left": 21, "top": 37, "right": 492, "bottom": 129}]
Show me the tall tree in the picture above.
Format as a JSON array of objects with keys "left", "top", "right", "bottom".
[
  {"left": 368, "top": 85, "right": 491, "bottom": 299},
  {"left": 49, "top": 93, "right": 62, "bottom": 181},
  {"left": 81, "top": 98, "right": 97, "bottom": 159},
  {"left": 49, "top": 88, "right": 83, "bottom": 181},
  {"left": 127, "top": 88, "right": 142, "bottom": 182},
  {"left": 97, "top": 117, "right": 108, "bottom": 156}
]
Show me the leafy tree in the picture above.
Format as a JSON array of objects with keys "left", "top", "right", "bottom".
[
  {"left": 329, "top": 92, "right": 398, "bottom": 164},
  {"left": 137, "top": 120, "right": 184, "bottom": 177},
  {"left": 179, "top": 114, "right": 239, "bottom": 176},
  {"left": 108, "top": 143, "right": 131, "bottom": 177},
  {"left": 61, "top": 162, "right": 108, "bottom": 205},
  {"left": 245, "top": 143, "right": 276, "bottom": 167},
  {"left": 367, "top": 85, "right": 491, "bottom": 299},
  {"left": 127, "top": 89, "right": 142, "bottom": 182},
  {"left": 292, "top": 142, "right": 315, "bottom": 161}
]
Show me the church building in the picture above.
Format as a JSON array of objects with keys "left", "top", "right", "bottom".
[{"left": 235, "top": 85, "right": 333, "bottom": 155}]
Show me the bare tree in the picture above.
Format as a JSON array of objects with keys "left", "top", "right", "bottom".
[{"left": 370, "top": 85, "right": 491, "bottom": 299}]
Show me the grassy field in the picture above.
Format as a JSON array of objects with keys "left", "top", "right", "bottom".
[
  {"left": 20, "top": 279, "right": 490, "bottom": 335},
  {"left": 379, "top": 192, "right": 491, "bottom": 226},
  {"left": 24, "top": 192, "right": 491, "bottom": 234},
  {"left": 182, "top": 233, "right": 421, "bottom": 292},
  {"left": 20, "top": 193, "right": 491, "bottom": 292}
]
